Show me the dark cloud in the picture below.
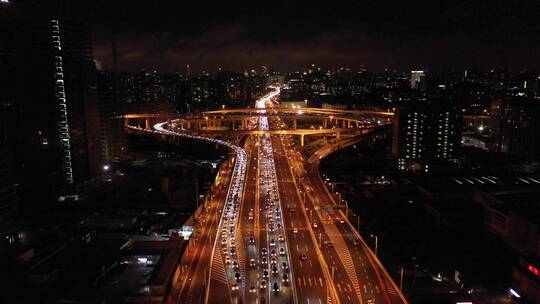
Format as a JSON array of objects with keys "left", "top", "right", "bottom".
[{"left": 80, "top": 0, "right": 540, "bottom": 72}]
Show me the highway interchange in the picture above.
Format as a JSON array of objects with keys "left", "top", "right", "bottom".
[{"left": 132, "top": 87, "right": 407, "bottom": 304}]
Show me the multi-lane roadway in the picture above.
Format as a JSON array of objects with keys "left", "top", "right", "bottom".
[{"left": 160, "top": 87, "right": 407, "bottom": 304}]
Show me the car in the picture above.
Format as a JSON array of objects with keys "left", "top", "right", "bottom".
[
  {"left": 262, "top": 270, "right": 269, "bottom": 278},
  {"left": 273, "top": 282, "right": 280, "bottom": 292},
  {"left": 339, "top": 218, "right": 345, "bottom": 224},
  {"left": 270, "top": 239, "right": 276, "bottom": 246},
  {"left": 282, "top": 273, "right": 289, "bottom": 283},
  {"left": 271, "top": 257, "right": 277, "bottom": 265},
  {"left": 260, "top": 296, "right": 266, "bottom": 304},
  {"left": 261, "top": 247, "right": 268, "bottom": 255},
  {"left": 222, "top": 247, "right": 228, "bottom": 254},
  {"left": 324, "top": 241, "right": 333, "bottom": 248},
  {"left": 225, "top": 256, "right": 231, "bottom": 264},
  {"left": 250, "top": 258, "right": 256, "bottom": 267},
  {"left": 289, "top": 207, "right": 296, "bottom": 212},
  {"left": 249, "top": 283, "right": 256, "bottom": 293},
  {"left": 282, "top": 262, "right": 289, "bottom": 270},
  {"left": 261, "top": 257, "right": 268, "bottom": 265},
  {"left": 249, "top": 236, "right": 255, "bottom": 244},
  {"left": 353, "top": 239, "right": 360, "bottom": 246},
  {"left": 300, "top": 254, "right": 308, "bottom": 261},
  {"left": 329, "top": 210, "right": 335, "bottom": 215},
  {"left": 230, "top": 247, "right": 236, "bottom": 256},
  {"left": 233, "top": 261, "right": 239, "bottom": 270},
  {"left": 221, "top": 238, "right": 227, "bottom": 245},
  {"left": 279, "top": 247, "right": 286, "bottom": 255},
  {"left": 367, "top": 300, "right": 375, "bottom": 304},
  {"left": 235, "top": 272, "right": 241, "bottom": 281},
  {"left": 293, "top": 228, "right": 298, "bottom": 234},
  {"left": 230, "top": 280, "right": 239, "bottom": 291},
  {"left": 271, "top": 249, "right": 277, "bottom": 256},
  {"left": 278, "top": 234, "right": 284, "bottom": 242},
  {"left": 272, "top": 265, "right": 278, "bottom": 274},
  {"left": 312, "top": 222, "right": 318, "bottom": 228}
]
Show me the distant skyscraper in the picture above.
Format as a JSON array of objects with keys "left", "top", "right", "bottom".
[
  {"left": 393, "top": 103, "right": 462, "bottom": 172},
  {"left": 499, "top": 99, "right": 540, "bottom": 162},
  {"left": 410, "top": 70, "right": 427, "bottom": 91},
  {"left": 111, "top": 41, "right": 118, "bottom": 72},
  {"left": 97, "top": 71, "right": 126, "bottom": 163}
]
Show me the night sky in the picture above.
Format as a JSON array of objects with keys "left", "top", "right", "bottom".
[{"left": 21, "top": 0, "right": 540, "bottom": 73}]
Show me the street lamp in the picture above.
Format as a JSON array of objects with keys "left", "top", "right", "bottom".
[
  {"left": 335, "top": 191, "right": 341, "bottom": 204},
  {"left": 370, "top": 234, "right": 378, "bottom": 256},
  {"left": 353, "top": 214, "right": 360, "bottom": 232}
]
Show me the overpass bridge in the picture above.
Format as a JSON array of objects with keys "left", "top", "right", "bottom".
[{"left": 121, "top": 107, "right": 393, "bottom": 146}]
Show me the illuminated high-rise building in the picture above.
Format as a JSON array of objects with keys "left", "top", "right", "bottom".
[
  {"left": 410, "top": 70, "right": 427, "bottom": 91},
  {"left": 5, "top": 10, "right": 103, "bottom": 202},
  {"left": 393, "top": 103, "right": 462, "bottom": 172}
]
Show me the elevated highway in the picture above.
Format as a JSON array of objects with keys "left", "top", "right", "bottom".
[{"left": 126, "top": 87, "right": 407, "bottom": 304}]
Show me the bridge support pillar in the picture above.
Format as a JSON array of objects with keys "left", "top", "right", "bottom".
[
  {"left": 336, "top": 131, "right": 341, "bottom": 141},
  {"left": 323, "top": 119, "right": 328, "bottom": 129},
  {"left": 293, "top": 118, "right": 297, "bottom": 129},
  {"left": 300, "top": 134, "right": 304, "bottom": 146},
  {"left": 145, "top": 118, "right": 151, "bottom": 129},
  {"left": 342, "top": 119, "right": 346, "bottom": 128},
  {"left": 232, "top": 120, "right": 235, "bottom": 130}
]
